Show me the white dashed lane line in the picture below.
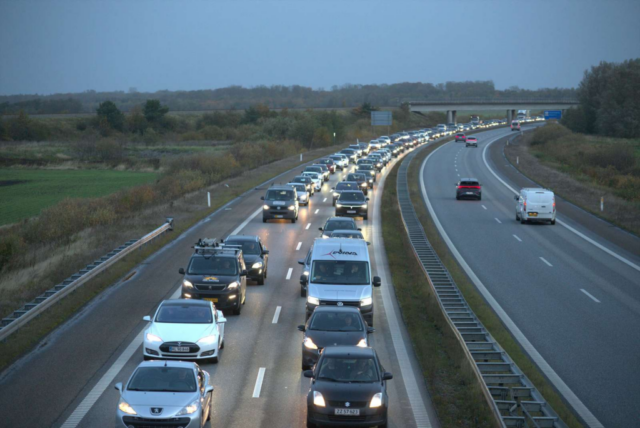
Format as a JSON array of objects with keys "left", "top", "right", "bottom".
[
  {"left": 296, "top": 242, "right": 302, "bottom": 251},
  {"left": 513, "top": 235, "right": 522, "bottom": 242},
  {"left": 252, "top": 368, "right": 266, "bottom": 398},
  {"left": 305, "top": 223, "right": 311, "bottom": 230},
  {"left": 495, "top": 218, "right": 502, "bottom": 224},
  {"left": 540, "top": 257, "right": 553, "bottom": 267},
  {"left": 482, "top": 205, "right": 487, "bottom": 210},
  {"left": 272, "top": 306, "right": 282, "bottom": 323},
  {"left": 285, "top": 268, "right": 293, "bottom": 280},
  {"left": 314, "top": 209, "right": 319, "bottom": 214},
  {"left": 323, "top": 198, "right": 327, "bottom": 202},
  {"left": 580, "top": 289, "right": 601, "bottom": 303}
]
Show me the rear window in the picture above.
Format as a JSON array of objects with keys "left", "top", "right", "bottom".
[
  {"left": 336, "top": 182, "right": 357, "bottom": 190},
  {"left": 339, "top": 192, "right": 365, "bottom": 202},
  {"left": 225, "top": 240, "right": 261, "bottom": 255},
  {"left": 528, "top": 193, "right": 552, "bottom": 203},
  {"left": 460, "top": 181, "right": 479, "bottom": 186}
]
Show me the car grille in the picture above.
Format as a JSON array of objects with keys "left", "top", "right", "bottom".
[
  {"left": 327, "top": 400, "right": 368, "bottom": 408},
  {"left": 327, "top": 415, "right": 369, "bottom": 422},
  {"left": 122, "top": 416, "right": 192, "bottom": 428},
  {"left": 195, "top": 284, "right": 226, "bottom": 291},
  {"left": 159, "top": 342, "right": 200, "bottom": 353},
  {"left": 319, "top": 300, "right": 360, "bottom": 307}
]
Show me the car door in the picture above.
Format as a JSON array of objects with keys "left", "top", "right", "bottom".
[
  {"left": 260, "top": 240, "right": 268, "bottom": 272},
  {"left": 239, "top": 257, "right": 247, "bottom": 300},
  {"left": 198, "top": 369, "right": 211, "bottom": 426}
]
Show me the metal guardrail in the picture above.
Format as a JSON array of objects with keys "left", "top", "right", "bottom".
[
  {"left": 0, "top": 218, "right": 174, "bottom": 342},
  {"left": 395, "top": 145, "right": 568, "bottom": 428}
]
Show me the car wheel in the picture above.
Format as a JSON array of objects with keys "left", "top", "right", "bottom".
[
  {"left": 206, "top": 397, "right": 212, "bottom": 421},
  {"left": 516, "top": 212, "right": 520, "bottom": 221},
  {"left": 363, "top": 214, "right": 368, "bottom": 220},
  {"left": 301, "top": 287, "right": 307, "bottom": 298},
  {"left": 302, "top": 361, "right": 310, "bottom": 371},
  {"left": 257, "top": 274, "right": 265, "bottom": 285},
  {"left": 291, "top": 218, "right": 296, "bottom": 224},
  {"left": 551, "top": 219, "right": 556, "bottom": 225},
  {"left": 520, "top": 217, "right": 526, "bottom": 224},
  {"left": 478, "top": 195, "right": 482, "bottom": 201},
  {"left": 263, "top": 218, "right": 267, "bottom": 223},
  {"left": 456, "top": 196, "right": 460, "bottom": 200},
  {"left": 233, "top": 303, "right": 242, "bottom": 315},
  {"left": 143, "top": 354, "right": 152, "bottom": 361},
  {"left": 306, "top": 419, "right": 317, "bottom": 428}
]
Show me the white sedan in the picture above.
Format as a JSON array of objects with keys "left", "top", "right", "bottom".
[
  {"left": 302, "top": 171, "right": 323, "bottom": 192},
  {"left": 143, "top": 299, "right": 226, "bottom": 363}
]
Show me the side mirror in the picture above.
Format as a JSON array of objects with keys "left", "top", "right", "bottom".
[
  {"left": 318, "top": 227, "right": 323, "bottom": 231},
  {"left": 260, "top": 196, "right": 264, "bottom": 200},
  {"left": 205, "top": 385, "right": 214, "bottom": 394},
  {"left": 217, "top": 316, "right": 227, "bottom": 324},
  {"left": 367, "top": 327, "right": 375, "bottom": 334},
  {"left": 357, "top": 228, "right": 362, "bottom": 231},
  {"left": 114, "top": 382, "right": 123, "bottom": 393},
  {"left": 297, "top": 325, "right": 306, "bottom": 332},
  {"left": 366, "top": 198, "right": 370, "bottom": 201},
  {"left": 382, "top": 372, "right": 393, "bottom": 381},
  {"left": 303, "top": 370, "right": 314, "bottom": 379},
  {"left": 179, "top": 268, "right": 185, "bottom": 275},
  {"left": 263, "top": 250, "right": 270, "bottom": 255},
  {"left": 373, "top": 276, "right": 381, "bottom": 287},
  {"left": 143, "top": 316, "right": 151, "bottom": 322},
  {"left": 298, "top": 259, "right": 305, "bottom": 265},
  {"left": 300, "top": 275, "right": 308, "bottom": 285},
  {"left": 241, "top": 270, "right": 248, "bottom": 276},
  {"left": 366, "top": 242, "right": 371, "bottom": 246},
  {"left": 514, "top": 195, "right": 519, "bottom": 201}
]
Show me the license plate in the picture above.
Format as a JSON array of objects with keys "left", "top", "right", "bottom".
[
  {"left": 335, "top": 408, "right": 360, "bottom": 416},
  {"left": 204, "top": 297, "right": 218, "bottom": 303},
  {"left": 347, "top": 210, "right": 356, "bottom": 214},
  {"left": 169, "top": 346, "right": 190, "bottom": 352},
  {"left": 466, "top": 192, "right": 474, "bottom": 195},
  {"left": 529, "top": 212, "right": 538, "bottom": 217},
  {"left": 275, "top": 215, "right": 283, "bottom": 218}
]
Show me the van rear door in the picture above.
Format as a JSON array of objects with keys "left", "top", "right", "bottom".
[{"left": 527, "top": 192, "right": 554, "bottom": 215}]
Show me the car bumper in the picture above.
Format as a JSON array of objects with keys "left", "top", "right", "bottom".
[
  {"left": 143, "top": 339, "right": 219, "bottom": 361},
  {"left": 525, "top": 212, "right": 555, "bottom": 221},
  {"left": 335, "top": 206, "right": 368, "bottom": 217},
  {"left": 182, "top": 288, "right": 241, "bottom": 310},
  {"left": 117, "top": 414, "right": 201, "bottom": 428},
  {"left": 302, "top": 344, "right": 320, "bottom": 368},
  {"left": 248, "top": 266, "right": 265, "bottom": 280},
  {"left": 457, "top": 191, "right": 481, "bottom": 199},
  {"left": 307, "top": 408, "right": 387, "bottom": 427},
  {"left": 263, "top": 209, "right": 296, "bottom": 220}
]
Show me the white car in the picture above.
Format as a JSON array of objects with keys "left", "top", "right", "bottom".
[
  {"left": 329, "top": 155, "right": 348, "bottom": 170},
  {"left": 302, "top": 171, "right": 323, "bottom": 192},
  {"left": 288, "top": 182, "right": 310, "bottom": 206},
  {"left": 143, "top": 299, "right": 226, "bottom": 363}
]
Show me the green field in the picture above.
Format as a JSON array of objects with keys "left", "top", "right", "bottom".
[{"left": 0, "top": 169, "right": 159, "bottom": 225}]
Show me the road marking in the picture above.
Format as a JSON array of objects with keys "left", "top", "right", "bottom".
[
  {"left": 296, "top": 242, "right": 302, "bottom": 251},
  {"left": 306, "top": 223, "right": 311, "bottom": 230},
  {"left": 272, "top": 306, "right": 282, "bottom": 323},
  {"left": 540, "top": 257, "right": 553, "bottom": 267},
  {"left": 314, "top": 209, "right": 319, "bottom": 214},
  {"left": 482, "top": 205, "right": 487, "bottom": 210},
  {"left": 252, "top": 368, "right": 266, "bottom": 398},
  {"left": 513, "top": 234, "right": 522, "bottom": 242},
  {"left": 422, "top": 140, "right": 604, "bottom": 428},
  {"left": 495, "top": 218, "right": 502, "bottom": 224},
  {"left": 286, "top": 268, "right": 293, "bottom": 280},
  {"left": 323, "top": 198, "right": 327, "bottom": 202},
  {"left": 229, "top": 207, "right": 262, "bottom": 236},
  {"left": 580, "top": 289, "right": 601, "bottom": 303},
  {"left": 482, "top": 136, "right": 640, "bottom": 274}
]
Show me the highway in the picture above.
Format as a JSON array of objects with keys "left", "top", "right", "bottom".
[
  {"left": 420, "top": 125, "right": 640, "bottom": 427},
  {"left": 0, "top": 145, "right": 438, "bottom": 427}
]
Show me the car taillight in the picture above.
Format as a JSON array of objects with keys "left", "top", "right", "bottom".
[
  {"left": 524, "top": 200, "right": 527, "bottom": 212},
  {"left": 553, "top": 200, "right": 556, "bottom": 212}
]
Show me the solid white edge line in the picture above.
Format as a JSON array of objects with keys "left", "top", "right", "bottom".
[
  {"left": 580, "top": 289, "right": 601, "bottom": 303},
  {"left": 306, "top": 223, "right": 311, "bottom": 230},
  {"left": 540, "top": 257, "right": 553, "bottom": 267},
  {"left": 422, "top": 136, "right": 604, "bottom": 428},
  {"left": 482, "top": 136, "right": 640, "bottom": 273},
  {"left": 272, "top": 306, "right": 282, "bottom": 323},
  {"left": 372, "top": 159, "right": 434, "bottom": 428},
  {"left": 285, "top": 268, "right": 293, "bottom": 280},
  {"left": 513, "top": 235, "right": 522, "bottom": 242},
  {"left": 252, "top": 368, "right": 266, "bottom": 398},
  {"left": 230, "top": 207, "right": 263, "bottom": 236},
  {"left": 296, "top": 242, "right": 302, "bottom": 251}
]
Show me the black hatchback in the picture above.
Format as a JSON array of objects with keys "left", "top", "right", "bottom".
[
  {"left": 223, "top": 235, "right": 269, "bottom": 285},
  {"left": 456, "top": 178, "right": 482, "bottom": 201},
  {"left": 345, "top": 173, "right": 369, "bottom": 195},
  {"left": 304, "top": 346, "right": 392, "bottom": 428}
]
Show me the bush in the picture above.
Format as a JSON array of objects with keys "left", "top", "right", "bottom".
[
  {"left": 529, "top": 123, "right": 572, "bottom": 146},
  {"left": 96, "top": 101, "right": 124, "bottom": 132},
  {"left": 143, "top": 99, "right": 169, "bottom": 124},
  {"left": 95, "top": 139, "right": 124, "bottom": 162},
  {"left": 6, "top": 111, "right": 51, "bottom": 141}
]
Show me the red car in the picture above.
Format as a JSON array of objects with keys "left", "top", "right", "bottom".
[{"left": 455, "top": 133, "right": 467, "bottom": 142}]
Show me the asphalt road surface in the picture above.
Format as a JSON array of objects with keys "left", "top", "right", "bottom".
[
  {"left": 421, "top": 125, "right": 640, "bottom": 428},
  {"left": 0, "top": 144, "right": 439, "bottom": 428}
]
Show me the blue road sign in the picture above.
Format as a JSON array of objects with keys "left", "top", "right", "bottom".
[{"left": 544, "top": 110, "right": 562, "bottom": 120}]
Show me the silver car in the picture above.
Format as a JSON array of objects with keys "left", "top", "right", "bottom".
[{"left": 115, "top": 361, "right": 213, "bottom": 428}]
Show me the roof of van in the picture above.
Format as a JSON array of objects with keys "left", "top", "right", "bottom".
[
  {"left": 311, "top": 238, "right": 369, "bottom": 261},
  {"left": 521, "top": 188, "right": 553, "bottom": 193}
]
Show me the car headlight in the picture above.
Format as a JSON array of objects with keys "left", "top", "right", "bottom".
[
  {"left": 362, "top": 204, "right": 368, "bottom": 209},
  {"left": 118, "top": 398, "right": 137, "bottom": 415},
  {"left": 333, "top": 193, "right": 339, "bottom": 197},
  {"left": 227, "top": 281, "right": 239, "bottom": 289},
  {"left": 197, "top": 335, "right": 218, "bottom": 346},
  {"left": 370, "top": 171, "right": 375, "bottom": 175},
  {"left": 252, "top": 262, "right": 263, "bottom": 269},
  {"left": 176, "top": 399, "right": 199, "bottom": 416},
  {"left": 263, "top": 205, "right": 270, "bottom": 210},
  {"left": 360, "top": 297, "right": 373, "bottom": 306},
  {"left": 357, "top": 338, "right": 368, "bottom": 348},
  {"left": 146, "top": 333, "right": 163, "bottom": 343},
  {"left": 307, "top": 296, "right": 320, "bottom": 305},
  {"left": 313, "top": 391, "right": 326, "bottom": 407},
  {"left": 303, "top": 270, "right": 309, "bottom": 276},
  {"left": 336, "top": 203, "right": 342, "bottom": 208},
  {"left": 288, "top": 205, "right": 295, "bottom": 210},
  {"left": 370, "top": 393, "right": 383, "bottom": 408},
  {"left": 183, "top": 280, "right": 193, "bottom": 288},
  {"left": 300, "top": 194, "right": 307, "bottom": 200},
  {"left": 303, "top": 337, "right": 318, "bottom": 350},
  {"left": 361, "top": 183, "right": 368, "bottom": 187}
]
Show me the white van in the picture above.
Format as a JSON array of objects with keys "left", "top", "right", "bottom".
[
  {"left": 515, "top": 188, "right": 556, "bottom": 224},
  {"left": 301, "top": 238, "right": 381, "bottom": 325}
]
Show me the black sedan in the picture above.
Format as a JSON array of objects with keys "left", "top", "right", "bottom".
[
  {"left": 356, "top": 164, "right": 376, "bottom": 184},
  {"left": 304, "top": 346, "right": 392, "bottom": 428},
  {"left": 332, "top": 181, "right": 360, "bottom": 206},
  {"left": 298, "top": 306, "right": 373, "bottom": 370},
  {"left": 335, "top": 191, "right": 369, "bottom": 220},
  {"left": 223, "top": 235, "right": 269, "bottom": 285}
]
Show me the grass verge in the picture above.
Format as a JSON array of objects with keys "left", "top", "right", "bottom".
[
  {"left": 381, "top": 161, "right": 497, "bottom": 428},
  {"left": 0, "top": 144, "right": 342, "bottom": 372},
  {"left": 399, "top": 140, "right": 584, "bottom": 427}
]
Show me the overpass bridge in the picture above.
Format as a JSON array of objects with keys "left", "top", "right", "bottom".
[{"left": 408, "top": 98, "right": 579, "bottom": 123}]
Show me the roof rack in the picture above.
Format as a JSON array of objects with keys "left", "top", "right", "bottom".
[{"left": 192, "top": 238, "right": 241, "bottom": 256}]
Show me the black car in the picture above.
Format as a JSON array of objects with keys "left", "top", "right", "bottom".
[
  {"left": 367, "top": 155, "right": 384, "bottom": 171},
  {"left": 332, "top": 181, "right": 360, "bottom": 206},
  {"left": 299, "top": 306, "right": 374, "bottom": 370},
  {"left": 456, "top": 178, "right": 482, "bottom": 201},
  {"left": 345, "top": 173, "right": 369, "bottom": 195},
  {"left": 292, "top": 175, "right": 315, "bottom": 196},
  {"left": 356, "top": 164, "right": 376, "bottom": 184},
  {"left": 329, "top": 229, "right": 365, "bottom": 239},
  {"left": 223, "top": 235, "right": 269, "bottom": 285},
  {"left": 179, "top": 239, "right": 247, "bottom": 315},
  {"left": 298, "top": 244, "right": 313, "bottom": 297},
  {"left": 304, "top": 346, "right": 392, "bottom": 428},
  {"left": 319, "top": 217, "right": 360, "bottom": 238},
  {"left": 261, "top": 186, "right": 299, "bottom": 223},
  {"left": 335, "top": 191, "right": 369, "bottom": 220}
]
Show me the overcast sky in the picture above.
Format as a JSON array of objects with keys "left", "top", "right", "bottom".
[{"left": 1, "top": 0, "right": 639, "bottom": 95}]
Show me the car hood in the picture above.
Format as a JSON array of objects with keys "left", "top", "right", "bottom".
[
  {"left": 185, "top": 274, "right": 237, "bottom": 286},
  {"left": 243, "top": 254, "right": 261, "bottom": 265},
  {"left": 309, "top": 284, "right": 370, "bottom": 302},
  {"left": 313, "top": 381, "right": 381, "bottom": 403},
  {"left": 149, "top": 323, "right": 216, "bottom": 343},
  {"left": 306, "top": 330, "right": 366, "bottom": 348},
  {"left": 123, "top": 390, "right": 198, "bottom": 414}
]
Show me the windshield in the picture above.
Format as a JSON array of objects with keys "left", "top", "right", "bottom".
[
  {"left": 294, "top": 176, "right": 310, "bottom": 183},
  {"left": 226, "top": 240, "right": 261, "bottom": 255},
  {"left": 265, "top": 189, "right": 294, "bottom": 201},
  {"left": 188, "top": 256, "right": 237, "bottom": 275},
  {"left": 331, "top": 231, "right": 362, "bottom": 239},
  {"left": 311, "top": 260, "right": 370, "bottom": 285},
  {"left": 317, "top": 357, "right": 379, "bottom": 382},
  {"left": 358, "top": 165, "right": 373, "bottom": 170},
  {"left": 325, "top": 220, "right": 356, "bottom": 231},
  {"left": 310, "top": 311, "right": 363, "bottom": 331},
  {"left": 128, "top": 367, "right": 197, "bottom": 392},
  {"left": 156, "top": 304, "right": 212, "bottom": 324},
  {"left": 336, "top": 182, "right": 357, "bottom": 191},
  {"left": 304, "top": 172, "right": 320, "bottom": 179},
  {"left": 339, "top": 192, "right": 365, "bottom": 202},
  {"left": 347, "top": 174, "right": 364, "bottom": 182}
]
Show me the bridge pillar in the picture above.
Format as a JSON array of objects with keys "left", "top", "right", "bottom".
[
  {"left": 507, "top": 110, "right": 513, "bottom": 123},
  {"left": 447, "top": 110, "right": 457, "bottom": 124}
]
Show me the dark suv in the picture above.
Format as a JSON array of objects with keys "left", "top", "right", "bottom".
[
  {"left": 456, "top": 178, "right": 482, "bottom": 200},
  {"left": 332, "top": 181, "right": 360, "bottom": 206},
  {"left": 179, "top": 239, "right": 247, "bottom": 315},
  {"left": 345, "top": 173, "right": 369, "bottom": 195},
  {"left": 335, "top": 191, "right": 369, "bottom": 219},
  {"left": 223, "top": 235, "right": 269, "bottom": 285},
  {"left": 261, "top": 186, "right": 299, "bottom": 223}
]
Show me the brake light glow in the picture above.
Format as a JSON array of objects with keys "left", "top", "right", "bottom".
[
  {"left": 553, "top": 199, "right": 556, "bottom": 212},
  {"left": 524, "top": 200, "right": 527, "bottom": 211},
  {"left": 458, "top": 186, "right": 481, "bottom": 189}
]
